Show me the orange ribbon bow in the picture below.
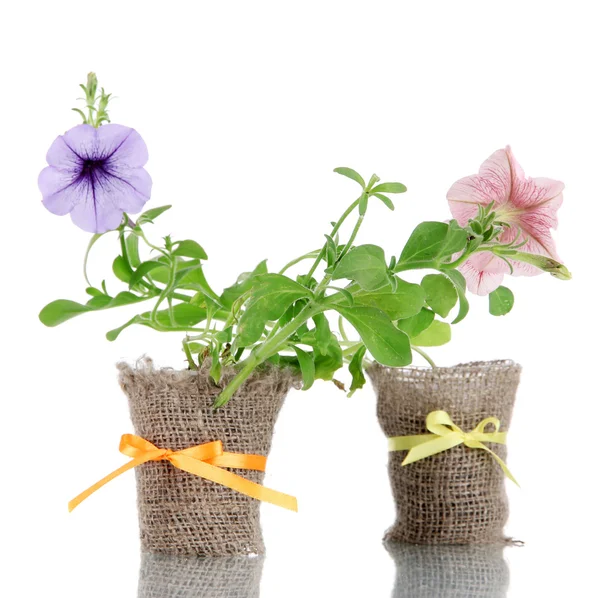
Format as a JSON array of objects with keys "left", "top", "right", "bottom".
[{"left": 68, "top": 434, "right": 298, "bottom": 513}]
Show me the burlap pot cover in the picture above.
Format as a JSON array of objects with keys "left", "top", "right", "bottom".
[
  {"left": 369, "top": 360, "right": 521, "bottom": 545},
  {"left": 118, "top": 358, "right": 298, "bottom": 556},
  {"left": 385, "top": 542, "right": 510, "bottom": 598},
  {"left": 138, "top": 553, "right": 264, "bottom": 598}
]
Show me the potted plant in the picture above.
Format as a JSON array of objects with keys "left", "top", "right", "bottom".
[
  {"left": 36, "top": 73, "right": 415, "bottom": 556},
  {"left": 369, "top": 147, "right": 570, "bottom": 545}
]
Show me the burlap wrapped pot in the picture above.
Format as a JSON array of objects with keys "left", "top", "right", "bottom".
[
  {"left": 138, "top": 553, "right": 264, "bottom": 598},
  {"left": 118, "top": 358, "right": 298, "bottom": 556},
  {"left": 385, "top": 542, "right": 510, "bottom": 598},
  {"left": 369, "top": 360, "right": 521, "bottom": 545}
]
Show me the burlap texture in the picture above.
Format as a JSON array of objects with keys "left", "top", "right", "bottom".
[
  {"left": 137, "top": 553, "right": 264, "bottom": 598},
  {"left": 369, "top": 361, "right": 521, "bottom": 545},
  {"left": 118, "top": 357, "right": 298, "bottom": 556},
  {"left": 385, "top": 542, "right": 510, "bottom": 598}
]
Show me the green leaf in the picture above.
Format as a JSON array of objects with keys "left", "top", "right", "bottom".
[
  {"left": 333, "top": 167, "right": 365, "bottom": 188},
  {"left": 221, "top": 259, "right": 268, "bottom": 308},
  {"left": 332, "top": 244, "right": 389, "bottom": 291},
  {"left": 440, "top": 269, "right": 470, "bottom": 324},
  {"left": 353, "top": 277, "right": 425, "bottom": 320},
  {"left": 215, "top": 326, "right": 233, "bottom": 343},
  {"left": 314, "top": 336, "right": 343, "bottom": 380},
  {"left": 125, "top": 233, "right": 141, "bottom": 268},
  {"left": 209, "top": 343, "right": 222, "bottom": 384},
  {"left": 175, "top": 261, "right": 223, "bottom": 305},
  {"left": 438, "top": 220, "right": 468, "bottom": 260},
  {"left": 85, "top": 287, "right": 103, "bottom": 297},
  {"left": 335, "top": 306, "right": 412, "bottom": 367},
  {"left": 399, "top": 221, "right": 450, "bottom": 264},
  {"left": 370, "top": 182, "right": 407, "bottom": 194},
  {"left": 39, "top": 300, "right": 95, "bottom": 327},
  {"left": 173, "top": 240, "right": 208, "bottom": 260},
  {"left": 396, "top": 308, "right": 436, "bottom": 337},
  {"left": 105, "top": 315, "right": 143, "bottom": 341},
  {"left": 72, "top": 108, "right": 88, "bottom": 123},
  {"left": 313, "top": 313, "right": 332, "bottom": 355},
  {"left": 293, "top": 346, "right": 316, "bottom": 390},
  {"left": 325, "top": 286, "right": 354, "bottom": 306},
  {"left": 421, "top": 274, "right": 458, "bottom": 318},
  {"left": 489, "top": 286, "right": 515, "bottom": 316},
  {"left": 373, "top": 193, "right": 394, "bottom": 211},
  {"left": 105, "top": 303, "right": 207, "bottom": 341},
  {"left": 411, "top": 320, "right": 451, "bottom": 347},
  {"left": 128, "top": 260, "right": 163, "bottom": 288},
  {"left": 137, "top": 205, "right": 172, "bottom": 224},
  {"left": 113, "top": 255, "right": 133, "bottom": 283},
  {"left": 154, "top": 303, "right": 207, "bottom": 328},
  {"left": 348, "top": 345, "right": 367, "bottom": 397},
  {"left": 236, "top": 274, "right": 311, "bottom": 346},
  {"left": 40, "top": 292, "right": 148, "bottom": 327}
]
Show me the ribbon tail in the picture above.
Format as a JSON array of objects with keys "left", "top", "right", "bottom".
[
  {"left": 171, "top": 454, "right": 298, "bottom": 512},
  {"left": 474, "top": 442, "right": 519, "bottom": 487},
  {"left": 68, "top": 455, "right": 150, "bottom": 512}
]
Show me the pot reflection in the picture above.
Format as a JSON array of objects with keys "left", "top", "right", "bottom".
[
  {"left": 138, "top": 553, "right": 264, "bottom": 598},
  {"left": 385, "top": 542, "right": 510, "bottom": 598}
]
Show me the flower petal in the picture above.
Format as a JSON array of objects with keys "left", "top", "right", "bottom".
[
  {"left": 69, "top": 194, "right": 124, "bottom": 234},
  {"left": 459, "top": 251, "right": 510, "bottom": 296},
  {"left": 50, "top": 124, "right": 100, "bottom": 163},
  {"left": 96, "top": 166, "right": 152, "bottom": 214},
  {"left": 39, "top": 166, "right": 78, "bottom": 215},
  {"left": 46, "top": 125, "right": 95, "bottom": 169},
  {"left": 99, "top": 124, "right": 149, "bottom": 167},
  {"left": 447, "top": 148, "right": 512, "bottom": 226}
]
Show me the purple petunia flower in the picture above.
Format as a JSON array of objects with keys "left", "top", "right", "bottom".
[{"left": 39, "top": 124, "right": 152, "bottom": 233}]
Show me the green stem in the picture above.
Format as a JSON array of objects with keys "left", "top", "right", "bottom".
[
  {"left": 306, "top": 196, "right": 361, "bottom": 279},
  {"left": 412, "top": 346, "right": 437, "bottom": 368},
  {"left": 393, "top": 260, "right": 438, "bottom": 273},
  {"left": 83, "top": 233, "right": 105, "bottom": 287},
  {"left": 214, "top": 301, "right": 324, "bottom": 408},
  {"left": 137, "top": 228, "right": 170, "bottom": 258},
  {"left": 338, "top": 315, "right": 349, "bottom": 341},
  {"left": 335, "top": 213, "right": 365, "bottom": 264},
  {"left": 151, "top": 255, "right": 176, "bottom": 321},
  {"left": 313, "top": 211, "right": 365, "bottom": 298},
  {"left": 279, "top": 250, "right": 321, "bottom": 275}
]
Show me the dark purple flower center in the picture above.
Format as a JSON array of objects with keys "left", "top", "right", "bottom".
[{"left": 81, "top": 158, "right": 107, "bottom": 178}]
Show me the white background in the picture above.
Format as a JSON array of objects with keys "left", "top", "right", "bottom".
[{"left": 1, "top": 1, "right": 598, "bottom": 595}]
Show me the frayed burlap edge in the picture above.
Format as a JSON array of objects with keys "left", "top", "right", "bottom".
[{"left": 118, "top": 356, "right": 302, "bottom": 401}]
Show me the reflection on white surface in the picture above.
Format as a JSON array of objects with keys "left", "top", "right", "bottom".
[
  {"left": 138, "top": 553, "right": 264, "bottom": 598},
  {"left": 386, "top": 542, "right": 510, "bottom": 598},
  {"left": 136, "top": 544, "right": 512, "bottom": 598}
]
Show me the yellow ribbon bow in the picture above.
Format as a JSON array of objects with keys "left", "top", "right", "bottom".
[
  {"left": 68, "top": 434, "right": 298, "bottom": 512},
  {"left": 388, "top": 410, "right": 518, "bottom": 485}
]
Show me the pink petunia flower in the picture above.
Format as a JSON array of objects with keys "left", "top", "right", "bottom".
[
  {"left": 446, "top": 146, "right": 564, "bottom": 295},
  {"left": 39, "top": 124, "right": 151, "bottom": 233}
]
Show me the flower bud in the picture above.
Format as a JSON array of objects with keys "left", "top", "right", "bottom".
[
  {"left": 510, "top": 252, "right": 572, "bottom": 280},
  {"left": 86, "top": 72, "right": 98, "bottom": 100}
]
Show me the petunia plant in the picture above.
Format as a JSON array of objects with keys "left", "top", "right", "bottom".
[{"left": 39, "top": 74, "right": 571, "bottom": 407}]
